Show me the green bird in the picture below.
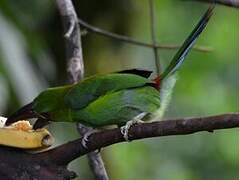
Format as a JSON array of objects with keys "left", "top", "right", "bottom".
[{"left": 6, "top": 6, "right": 213, "bottom": 140}]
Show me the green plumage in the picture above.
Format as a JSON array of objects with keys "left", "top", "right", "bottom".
[
  {"left": 6, "top": 6, "right": 213, "bottom": 129},
  {"left": 33, "top": 73, "right": 158, "bottom": 127},
  {"left": 70, "top": 86, "right": 160, "bottom": 127}
]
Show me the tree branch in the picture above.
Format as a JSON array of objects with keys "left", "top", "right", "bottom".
[
  {"left": 56, "top": 0, "right": 84, "bottom": 83},
  {"left": 77, "top": 124, "right": 109, "bottom": 180},
  {"left": 55, "top": 0, "right": 109, "bottom": 180},
  {"left": 40, "top": 113, "right": 239, "bottom": 165},
  {"left": 2, "top": 112, "right": 239, "bottom": 179},
  {"left": 78, "top": 18, "right": 212, "bottom": 52},
  {"left": 190, "top": 0, "right": 239, "bottom": 8},
  {"left": 149, "top": 0, "right": 161, "bottom": 75}
]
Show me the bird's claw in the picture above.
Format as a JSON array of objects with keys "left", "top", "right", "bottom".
[
  {"left": 81, "top": 129, "right": 100, "bottom": 149},
  {"left": 120, "top": 112, "right": 146, "bottom": 142},
  {"left": 120, "top": 126, "right": 129, "bottom": 141},
  {"left": 81, "top": 134, "right": 90, "bottom": 149}
]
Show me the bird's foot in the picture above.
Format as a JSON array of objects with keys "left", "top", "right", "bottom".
[
  {"left": 120, "top": 112, "right": 146, "bottom": 142},
  {"left": 81, "top": 129, "right": 101, "bottom": 149}
]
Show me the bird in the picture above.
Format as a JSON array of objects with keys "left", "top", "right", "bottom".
[{"left": 6, "top": 6, "right": 214, "bottom": 142}]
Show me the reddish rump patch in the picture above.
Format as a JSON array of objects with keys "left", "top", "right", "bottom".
[{"left": 153, "top": 76, "right": 161, "bottom": 90}]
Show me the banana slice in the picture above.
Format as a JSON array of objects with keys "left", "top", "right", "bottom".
[{"left": 0, "top": 117, "right": 54, "bottom": 149}]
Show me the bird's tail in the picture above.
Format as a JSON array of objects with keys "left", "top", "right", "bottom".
[
  {"left": 152, "top": 5, "right": 214, "bottom": 120},
  {"left": 153, "top": 5, "right": 214, "bottom": 88}
]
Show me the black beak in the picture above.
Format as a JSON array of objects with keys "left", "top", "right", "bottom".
[{"left": 6, "top": 102, "right": 36, "bottom": 126}]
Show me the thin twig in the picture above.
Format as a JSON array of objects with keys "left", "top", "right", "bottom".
[
  {"left": 55, "top": 0, "right": 109, "bottom": 180},
  {"left": 78, "top": 19, "right": 213, "bottom": 52},
  {"left": 41, "top": 113, "right": 239, "bottom": 165},
  {"left": 189, "top": 0, "right": 239, "bottom": 8},
  {"left": 149, "top": 0, "right": 161, "bottom": 75}
]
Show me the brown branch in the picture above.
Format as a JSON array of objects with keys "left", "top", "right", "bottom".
[
  {"left": 190, "top": 0, "right": 239, "bottom": 8},
  {"left": 55, "top": 0, "right": 109, "bottom": 180},
  {"left": 0, "top": 147, "right": 77, "bottom": 179},
  {"left": 1, "top": 113, "right": 239, "bottom": 179},
  {"left": 40, "top": 113, "right": 239, "bottom": 165},
  {"left": 78, "top": 18, "right": 213, "bottom": 52}
]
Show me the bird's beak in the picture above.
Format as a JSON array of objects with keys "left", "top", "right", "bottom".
[{"left": 5, "top": 102, "right": 36, "bottom": 126}]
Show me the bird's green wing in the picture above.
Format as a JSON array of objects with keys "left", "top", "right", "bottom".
[
  {"left": 64, "top": 73, "right": 153, "bottom": 110},
  {"left": 70, "top": 86, "right": 160, "bottom": 127}
]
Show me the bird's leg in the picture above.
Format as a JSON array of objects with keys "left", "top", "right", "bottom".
[
  {"left": 81, "top": 128, "right": 102, "bottom": 149},
  {"left": 120, "top": 112, "right": 147, "bottom": 141}
]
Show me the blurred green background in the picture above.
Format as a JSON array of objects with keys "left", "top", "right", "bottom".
[{"left": 1, "top": 0, "right": 239, "bottom": 179}]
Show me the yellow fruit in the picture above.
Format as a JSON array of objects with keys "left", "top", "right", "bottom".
[{"left": 0, "top": 117, "right": 54, "bottom": 149}]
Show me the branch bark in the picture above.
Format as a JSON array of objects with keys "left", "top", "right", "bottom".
[
  {"left": 55, "top": 0, "right": 84, "bottom": 83},
  {"left": 0, "top": 147, "right": 77, "bottom": 179},
  {"left": 1, "top": 113, "right": 239, "bottom": 179},
  {"left": 55, "top": 0, "right": 109, "bottom": 180},
  {"left": 39, "top": 113, "right": 239, "bottom": 164}
]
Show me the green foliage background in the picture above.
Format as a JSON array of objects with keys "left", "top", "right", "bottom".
[{"left": 0, "top": 0, "right": 239, "bottom": 179}]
